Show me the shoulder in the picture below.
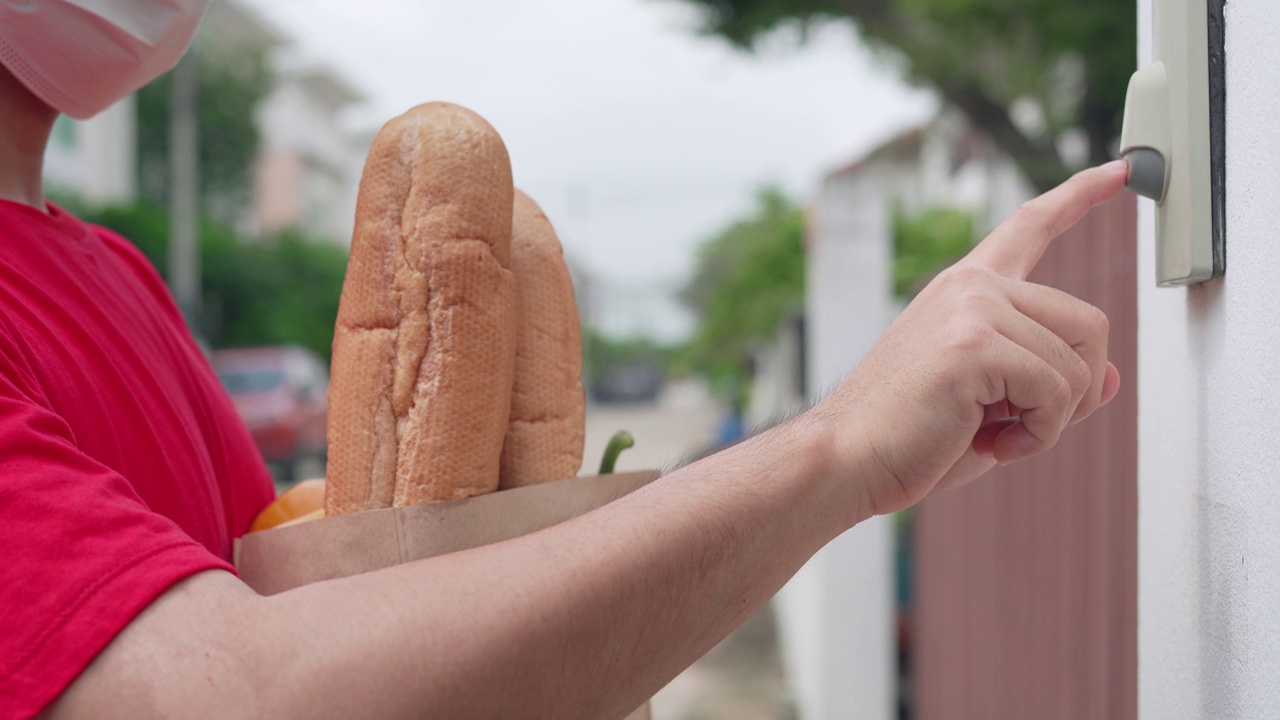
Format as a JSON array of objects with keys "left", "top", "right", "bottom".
[
  {"left": 92, "top": 224, "right": 165, "bottom": 286},
  {"left": 90, "top": 223, "right": 190, "bottom": 325}
]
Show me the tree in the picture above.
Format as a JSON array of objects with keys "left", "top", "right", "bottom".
[
  {"left": 670, "top": 0, "right": 1134, "bottom": 192},
  {"left": 72, "top": 201, "right": 347, "bottom": 364},
  {"left": 892, "top": 204, "right": 975, "bottom": 297},
  {"left": 680, "top": 187, "right": 805, "bottom": 396},
  {"left": 135, "top": 41, "right": 273, "bottom": 221}
]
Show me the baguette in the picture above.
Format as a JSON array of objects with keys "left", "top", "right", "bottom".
[
  {"left": 498, "top": 191, "right": 586, "bottom": 488},
  {"left": 326, "top": 102, "right": 517, "bottom": 515}
]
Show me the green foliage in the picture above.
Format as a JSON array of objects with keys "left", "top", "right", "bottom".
[
  {"left": 679, "top": 187, "right": 805, "bottom": 394},
  {"left": 892, "top": 205, "right": 975, "bottom": 297},
  {"left": 73, "top": 202, "right": 347, "bottom": 364},
  {"left": 205, "top": 229, "right": 348, "bottom": 361},
  {"left": 668, "top": 0, "right": 1135, "bottom": 188},
  {"left": 135, "top": 43, "right": 272, "bottom": 220}
]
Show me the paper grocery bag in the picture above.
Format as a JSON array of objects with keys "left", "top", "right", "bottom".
[{"left": 235, "top": 470, "right": 660, "bottom": 720}]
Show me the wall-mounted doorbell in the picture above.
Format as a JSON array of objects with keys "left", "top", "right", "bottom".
[{"left": 1119, "top": 0, "right": 1226, "bottom": 286}]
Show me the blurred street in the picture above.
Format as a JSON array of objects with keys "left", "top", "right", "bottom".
[
  {"left": 583, "top": 380, "right": 794, "bottom": 719},
  {"left": 582, "top": 379, "right": 719, "bottom": 475}
]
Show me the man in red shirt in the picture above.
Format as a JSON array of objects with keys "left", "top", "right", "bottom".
[{"left": 1, "top": 4, "right": 1125, "bottom": 718}]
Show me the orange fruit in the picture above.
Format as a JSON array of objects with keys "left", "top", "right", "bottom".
[
  {"left": 250, "top": 478, "right": 326, "bottom": 532},
  {"left": 277, "top": 507, "right": 325, "bottom": 528}
]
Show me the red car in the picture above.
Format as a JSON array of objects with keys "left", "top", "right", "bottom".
[{"left": 211, "top": 346, "right": 329, "bottom": 482}]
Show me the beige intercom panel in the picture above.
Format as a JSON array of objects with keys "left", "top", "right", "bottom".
[{"left": 1120, "top": 0, "right": 1225, "bottom": 286}]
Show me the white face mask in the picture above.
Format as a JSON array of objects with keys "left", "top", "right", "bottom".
[{"left": 0, "top": 0, "right": 211, "bottom": 119}]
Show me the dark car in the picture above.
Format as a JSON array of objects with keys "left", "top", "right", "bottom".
[
  {"left": 591, "top": 360, "right": 664, "bottom": 404},
  {"left": 211, "top": 346, "right": 329, "bottom": 482}
]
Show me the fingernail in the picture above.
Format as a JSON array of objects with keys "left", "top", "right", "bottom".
[{"left": 1101, "top": 159, "right": 1128, "bottom": 173}]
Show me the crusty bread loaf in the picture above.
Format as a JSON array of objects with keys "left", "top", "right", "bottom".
[
  {"left": 498, "top": 191, "right": 586, "bottom": 488},
  {"left": 326, "top": 102, "right": 517, "bottom": 515}
]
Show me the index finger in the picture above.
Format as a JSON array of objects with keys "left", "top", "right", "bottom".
[{"left": 965, "top": 160, "right": 1128, "bottom": 279}]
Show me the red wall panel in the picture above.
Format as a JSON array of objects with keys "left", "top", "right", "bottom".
[{"left": 913, "top": 195, "right": 1137, "bottom": 720}]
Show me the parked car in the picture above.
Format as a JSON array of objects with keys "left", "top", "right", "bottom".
[
  {"left": 211, "top": 346, "right": 329, "bottom": 482},
  {"left": 591, "top": 360, "right": 664, "bottom": 404}
]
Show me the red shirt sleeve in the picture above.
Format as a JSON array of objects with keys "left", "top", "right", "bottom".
[
  {"left": 0, "top": 345, "right": 235, "bottom": 712},
  {"left": 0, "top": 344, "right": 234, "bottom": 719},
  {"left": 0, "top": 202, "right": 274, "bottom": 717}
]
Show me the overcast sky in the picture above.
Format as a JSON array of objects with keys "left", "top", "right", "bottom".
[{"left": 242, "top": 0, "right": 935, "bottom": 340}]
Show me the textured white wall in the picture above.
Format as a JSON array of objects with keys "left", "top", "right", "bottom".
[
  {"left": 1137, "top": 1, "right": 1280, "bottom": 717},
  {"left": 776, "top": 168, "right": 895, "bottom": 720}
]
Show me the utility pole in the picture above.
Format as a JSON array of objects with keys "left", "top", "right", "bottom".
[
  {"left": 568, "top": 181, "right": 593, "bottom": 402},
  {"left": 168, "top": 51, "right": 201, "bottom": 331}
]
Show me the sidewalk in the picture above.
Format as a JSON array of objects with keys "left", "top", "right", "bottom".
[{"left": 581, "top": 381, "right": 796, "bottom": 719}]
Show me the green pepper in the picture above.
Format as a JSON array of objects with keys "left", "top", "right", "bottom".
[{"left": 598, "top": 430, "right": 635, "bottom": 475}]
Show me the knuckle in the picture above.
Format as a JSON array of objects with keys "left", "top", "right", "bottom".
[
  {"left": 1050, "top": 374, "right": 1074, "bottom": 410},
  {"left": 937, "top": 264, "right": 991, "bottom": 291},
  {"left": 968, "top": 266, "right": 1000, "bottom": 288},
  {"left": 1068, "top": 357, "right": 1092, "bottom": 395},
  {"left": 944, "top": 321, "right": 996, "bottom": 355},
  {"left": 931, "top": 266, "right": 965, "bottom": 293},
  {"left": 956, "top": 288, "right": 997, "bottom": 314},
  {"left": 1013, "top": 200, "right": 1039, "bottom": 219},
  {"left": 1087, "top": 305, "right": 1110, "bottom": 338}
]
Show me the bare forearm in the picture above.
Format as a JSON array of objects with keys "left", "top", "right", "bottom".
[
  {"left": 51, "top": 413, "right": 862, "bottom": 719},
  {"left": 263, "top": 413, "right": 856, "bottom": 718}
]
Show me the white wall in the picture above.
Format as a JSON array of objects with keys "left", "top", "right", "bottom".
[
  {"left": 776, "top": 168, "right": 895, "bottom": 720},
  {"left": 1138, "top": 1, "right": 1280, "bottom": 717}
]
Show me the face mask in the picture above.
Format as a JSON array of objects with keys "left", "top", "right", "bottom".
[{"left": 0, "top": 0, "right": 211, "bottom": 119}]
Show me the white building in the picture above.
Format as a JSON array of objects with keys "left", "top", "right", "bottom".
[
  {"left": 252, "top": 62, "right": 367, "bottom": 246},
  {"left": 43, "top": 0, "right": 368, "bottom": 250},
  {"left": 203, "top": 0, "right": 369, "bottom": 247},
  {"left": 44, "top": 100, "right": 137, "bottom": 207},
  {"left": 826, "top": 111, "right": 1035, "bottom": 237}
]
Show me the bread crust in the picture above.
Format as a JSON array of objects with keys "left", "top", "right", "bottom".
[
  {"left": 498, "top": 191, "right": 586, "bottom": 488},
  {"left": 326, "top": 102, "right": 517, "bottom": 515}
]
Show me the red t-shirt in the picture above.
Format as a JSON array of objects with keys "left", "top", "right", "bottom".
[{"left": 0, "top": 201, "right": 275, "bottom": 718}]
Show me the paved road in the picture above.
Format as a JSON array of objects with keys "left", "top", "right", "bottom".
[{"left": 582, "top": 380, "right": 721, "bottom": 476}]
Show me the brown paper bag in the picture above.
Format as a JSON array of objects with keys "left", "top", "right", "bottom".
[{"left": 235, "top": 470, "right": 660, "bottom": 720}]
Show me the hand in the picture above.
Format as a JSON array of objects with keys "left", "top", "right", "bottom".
[{"left": 816, "top": 161, "right": 1128, "bottom": 517}]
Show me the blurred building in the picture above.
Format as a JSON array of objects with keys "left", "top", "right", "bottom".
[
  {"left": 204, "top": 0, "right": 369, "bottom": 247},
  {"left": 824, "top": 109, "right": 1035, "bottom": 237},
  {"left": 42, "top": 0, "right": 369, "bottom": 250},
  {"left": 44, "top": 101, "right": 137, "bottom": 207},
  {"left": 252, "top": 62, "right": 367, "bottom": 246}
]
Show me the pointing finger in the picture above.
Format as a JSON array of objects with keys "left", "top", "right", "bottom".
[{"left": 965, "top": 160, "right": 1128, "bottom": 280}]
